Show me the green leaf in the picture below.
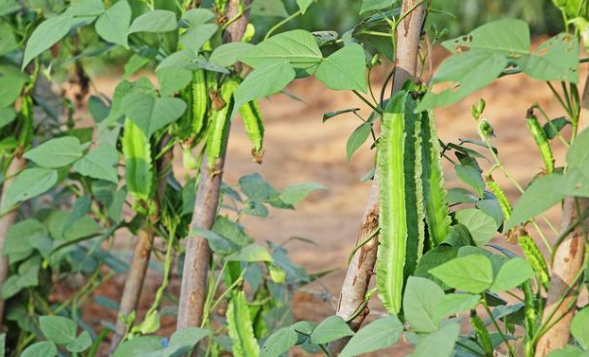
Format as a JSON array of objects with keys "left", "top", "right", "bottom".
[
  {"left": 0, "top": 22, "right": 18, "bottom": 56},
  {"left": 156, "top": 67, "right": 192, "bottom": 97},
  {"left": 239, "top": 173, "right": 279, "bottom": 201},
  {"left": 66, "top": 331, "right": 92, "bottom": 353},
  {"left": 227, "top": 291, "right": 260, "bottom": 357},
  {"left": 545, "top": 346, "right": 587, "bottom": 357},
  {"left": 505, "top": 174, "right": 565, "bottom": 231},
  {"left": 315, "top": 43, "right": 367, "bottom": 92},
  {"left": 22, "top": 14, "right": 75, "bottom": 69},
  {"left": 543, "top": 117, "right": 569, "bottom": 140},
  {"left": 415, "top": 246, "right": 458, "bottom": 286},
  {"left": 571, "top": 307, "right": 589, "bottom": 349},
  {"left": 0, "top": 65, "right": 28, "bottom": 107},
  {"left": 233, "top": 61, "right": 296, "bottom": 115},
  {"left": 39, "top": 316, "right": 77, "bottom": 345},
  {"left": 433, "top": 293, "right": 480, "bottom": 320},
  {"left": 73, "top": 144, "right": 119, "bottom": 183},
  {"left": 260, "top": 326, "right": 300, "bottom": 357},
  {"left": 296, "top": 0, "right": 314, "bottom": 13},
  {"left": 62, "top": 195, "right": 92, "bottom": 234},
  {"left": 520, "top": 33, "right": 578, "bottom": 83},
  {"left": 346, "top": 122, "right": 371, "bottom": 160},
  {"left": 279, "top": 182, "right": 326, "bottom": 205},
  {"left": 403, "top": 277, "right": 444, "bottom": 333},
  {"left": 0, "top": 107, "right": 16, "bottom": 129},
  {"left": 454, "top": 164, "right": 485, "bottom": 197},
  {"left": 180, "top": 24, "right": 218, "bottom": 54},
  {"left": 310, "top": 315, "right": 354, "bottom": 345},
  {"left": 193, "top": 227, "right": 240, "bottom": 255},
  {"left": 167, "top": 328, "right": 210, "bottom": 356},
  {"left": 95, "top": 0, "right": 131, "bottom": 48},
  {"left": 24, "top": 136, "right": 83, "bottom": 168},
  {"left": 360, "top": 0, "right": 395, "bottom": 14},
  {"left": 447, "top": 187, "right": 479, "bottom": 204},
  {"left": 490, "top": 257, "right": 534, "bottom": 293},
  {"left": 339, "top": 316, "right": 403, "bottom": 357},
  {"left": 567, "top": 127, "right": 589, "bottom": 169},
  {"left": 210, "top": 42, "right": 255, "bottom": 68},
  {"left": 128, "top": 10, "right": 177, "bottom": 34},
  {"left": 113, "top": 336, "right": 162, "bottom": 357},
  {"left": 430, "top": 254, "right": 494, "bottom": 293},
  {"left": 455, "top": 208, "right": 497, "bottom": 246},
  {"left": 413, "top": 323, "right": 460, "bottom": 357},
  {"left": 181, "top": 8, "right": 215, "bottom": 27},
  {"left": 123, "top": 93, "right": 186, "bottom": 137},
  {"left": 240, "top": 30, "right": 322, "bottom": 69},
  {"left": 225, "top": 244, "right": 273, "bottom": 262},
  {"left": 2, "top": 169, "right": 58, "bottom": 211},
  {"left": 3, "top": 219, "right": 47, "bottom": 264},
  {"left": 251, "top": 0, "right": 289, "bottom": 17},
  {"left": 21, "top": 342, "right": 57, "bottom": 357}
]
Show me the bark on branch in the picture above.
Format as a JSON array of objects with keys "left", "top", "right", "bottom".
[{"left": 327, "top": 1, "right": 425, "bottom": 355}]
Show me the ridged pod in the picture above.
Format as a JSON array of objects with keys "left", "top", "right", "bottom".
[
  {"left": 376, "top": 88, "right": 425, "bottom": 315},
  {"left": 486, "top": 176, "right": 512, "bottom": 220},
  {"left": 178, "top": 69, "right": 208, "bottom": 145},
  {"left": 206, "top": 77, "right": 240, "bottom": 169},
  {"left": 471, "top": 314, "right": 494, "bottom": 355},
  {"left": 526, "top": 110, "right": 554, "bottom": 173},
  {"left": 522, "top": 281, "right": 537, "bottom": 357},
  {"left": 518, "top": 235, "right": 550, "bottom": 290},
  {"left": 122, "top": 118, "right": 153, "bottom": 203},
  {"left": 420, "top": 110, "right": 451, "bottom": 246},
  {"left": 227, "top": 291, "right": 260, "bottom": 357},
  {"left": 239, "top": 99, "right": 264, "bottom": 163}
]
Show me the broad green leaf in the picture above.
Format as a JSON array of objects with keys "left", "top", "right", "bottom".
[
  {"left": 22, "top": 14, "right": 76, "bottom": 69},
  {"left": 543, "top": 117, "right": 569, "bottom": 140},
  {"left": 95, "top": 0, "right": 131, "bottom": 48},
  {"left": 0, "top": 65, "right": 29, "bottom": 107},
  {"left": 225, "top": 244, "right": 273, "bottom": 262},
  {"left": 476, "top": 197, "right": 504, "bottom": 227},
  {"left": 346, "top": 122, "right": 371, "bottom": 160},
  {"left": 193, "top": 227, "right": 240, "bottom": 255},
  {"left": 240, "top": 30, "right": 322, "bottom": 69},
  {"left": 360, "top": 0, "right": 395, "bottom": 14},
  {"left": 62, "top": 195, "right": 92, "bottom": 234},
  {"left": 571, "top": 307, "right": 589, "bottom": 349},
  {"left": 227, "top": 291, "right": 260, "bottom": 357},
  {"left": 505, "top": 174, "right": 565, "bottom": 231},
  {"left": 0, "top": 107, "right": 16, "bottom": 129},
  {"left": 415, "top": 246, "right": 458, "bottom": 286},
  {"left": 233, "top": 61, "right": 296, "bottom": 116},
  {"left": 181, "top": 8, "right": 215, "bottom": 27},
  {"left": 73, "top": 145, "right": 119, "bottom": 183},
  {"left": 403, "top": 277, "right": 444, "bottom": 333},
  {"left": 490, "top": 257, "right": 534, "bottom": 293},
  {"left": 3, "top": 219, "right": 47, "bottom": 264},
  {"left": 66, "top": 331, "right": 92, "bottom": 353},
  {"left": 167, "top": 328, "right": 210, "bottom": 356},
  {"left": 443, "top": 19, "right": 530, "bottom": 55},
  {"left": 128, "top": 10, "right": 177, "bottom": 34},
  {"left": 2, "top": 168, "right": 58, "bottom": 211},
  {"left": 545, "top": 346, "right": 587, "bottom": 357},
  {"left": 210, "top": 42, "right": 255, "bottom": 68},
  {"left": 39, "top": 316, "right": 77, "bottom": 345},
  {"left": 429, "top": 254, "right": 493, "bottom": 293},
  {"left": 122, "top": 93, "right": 186, "bottom": 137},
  {"left": 413, "top": 323, "right": 460, "bottom": 357},
  {"left": 113, "top": 336, "right": 162, "bottom": 357},
  {"left": 68, "top": 0, "right": 104, "bottom": 16},
  {"left": 454, "top": 164, "right": 485, "bottom": 197},
  {"left": 156, "top": 67, "right": 192, "bottom": 97},
  {"left": 24, "top": 136, "right": 83, "bottom": 168},
  {"left": 213, "top": 216, "right": 253, "bottom": 246},
  {"left": 455, "top": 208, "right": 497, "bottom": 246},
  {"left": 21, "top": 342, "right": 57, "bottom": 357},
  {"left": 180, "top": 24, "right": 218, "bottom": 54},
  {"left": 447, "top": 187, "right": 479, "bottom": 204},
  {"left": 315, "top": 43, "right": 367, "bottom": 92},
  {"left": 239, "top": 173, "right": 279, "bottom": 201},
  {"left": 433, "top": 293, "right": 480, "bottom": 320},
  {"left": 339, "top": 316, "right": 403, "bottom": 357},
  {"left": 296, "top": 0, "right": 314, "bottom": 13},
  {"left": 520, "top": 33, "right": 578, "bottom": 83},
  {"left": 122, "top": 119, "right": 153, "bottom": 201},
  {"left": 567, "top": 127, "right": 589, "bottom": 169},
  {"left": 420, "top": 111, "right": 451, "bottom": 246},
  {"left": 251, "top": 0, "right": 289, "bottom": 17},
  {"left": 0, "top": 22, "right": 17, "bottom": 56},
  {"left": 260, "top": 326, "right": 299, "bottom": 357},
  {"left": 88, "top": 96, "right": 109, "bottom": 124},
  {"left": 310, "top": 315, "right": 354, "bottom": 345},
  {"left": 279, "top": 182, "right": 326, "bottom": 205}
]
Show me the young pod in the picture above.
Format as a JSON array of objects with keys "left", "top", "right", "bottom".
[
  {"left": 122, "top": 118, "right": 154, "bottom": 207},
  {"left": 518, "top": 235, "right": 550, "bottom": 290},
  {"left": 206, "top": 77, "right": 240, "bottom": 170},
  {"left": 239, "top": 99, "right": 264, "bottom": 163},
  {"left": 485, "top": 176, "right": 512, "bottom": 221},
  {"left": 526, "top": 109, "right": 554, "bottom": 173},
  {"left": 191, "top": 69, "right": 209, "bottom": 145},
  {"left": 470, "top": 313, "right": 494, "bottom": 355}
]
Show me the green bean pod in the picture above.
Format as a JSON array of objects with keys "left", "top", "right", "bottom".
[
  {"left": 526, "top": 110, "right": 554, "bottom": 173},
  {"left": 519, "top": 235, "right": 550, "bottom": 290},
  {"left": 191, "top": 69, "right": 209, "bottom": 144},
  {"left": 486, "top": 176, "right": 512, "bottom": 221},
  {"left": 471, "top": 313, "right": 494, "bottom": 356},
  {"left": 522, "top": 281, "right": 537, "bottom": 357},
  {"left": 122, "top": 118, "right": 153, "bottom": 205},
  {"left": 206, "top": 77, "right": 240, "bottom": 169},
  {"left": 239, "top": 99, "right": 264, "bottom": 163}
]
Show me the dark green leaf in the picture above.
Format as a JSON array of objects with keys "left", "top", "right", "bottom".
[
  {"left": 95, "top": 0, "right": 131, "bottom": 48},
  {"left": 128, "top": 10, "right": 177, "bottom": 33}
]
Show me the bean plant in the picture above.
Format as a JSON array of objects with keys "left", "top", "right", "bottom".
[{"left": 1, "top": 0, "right": 589, "bottom": 357}]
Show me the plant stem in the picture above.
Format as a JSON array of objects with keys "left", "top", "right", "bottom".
[
  {"left": 482, "top": 299, "right": 516, "bottom": 357},
  {"left": 264, "top": 9, "right": 302, "bottom": 40}
]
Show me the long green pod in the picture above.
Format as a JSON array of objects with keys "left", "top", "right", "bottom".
[
  {"left": 420, "top": 110, "right": 451, "bottom": 246},
  {"left": 526, "top": 109, "right": 554, "bottom": 173},
  {"left": 227, "top": 291, "right": 260, "bottom": 357},
  {"left": 486, "top": 176, "right": 512, "bottom": 221},
  {"left": 522, "top": 281, "right": 537, "bottom": 357},
  {"left": 191, "top": 69, "right": 209, "bottom": 143},
  {"left": 239, "top": 99, "right": 264, "bottom": 163},
  {"left": 206, "top": 78, "right": 240, "bottom": 169},
  {"left": 122, "top": 118, "right": 153, "bottom": 203},
  {"left": 471, "top": 313, "right": 494, "bottom": 356},
  {"left": 519, "top": 235, "right": 550, "bottom": 290},
  {"left": 376, "top": 88, "right": 425, "bottom": 315}
]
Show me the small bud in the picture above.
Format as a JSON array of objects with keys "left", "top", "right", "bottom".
[{"left": 478, "top": 119, "right": 494, "bottom": 140}]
